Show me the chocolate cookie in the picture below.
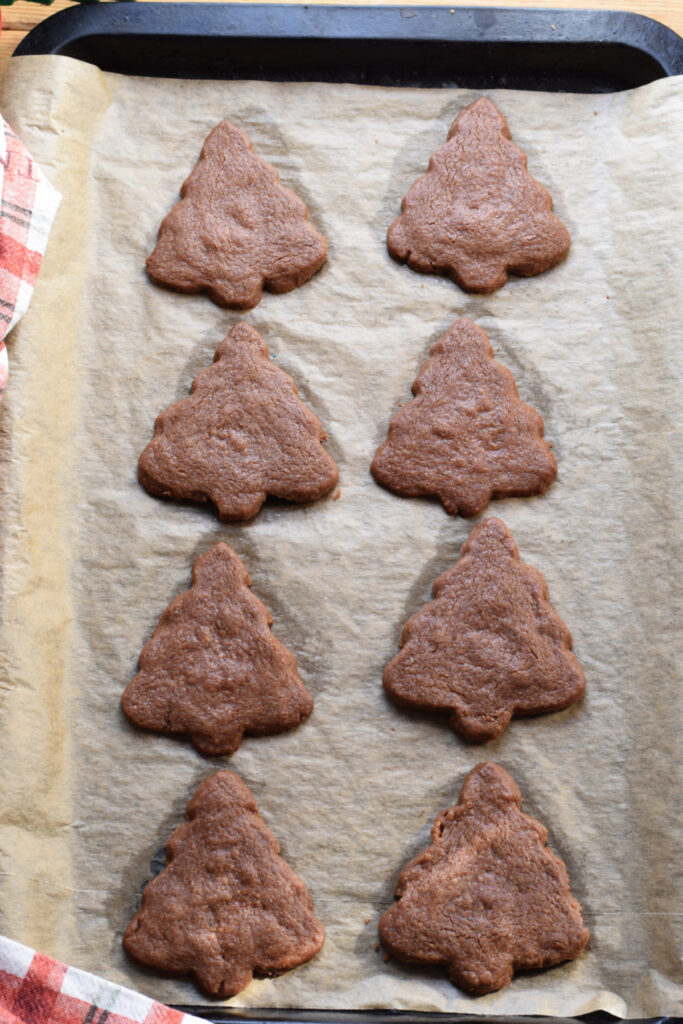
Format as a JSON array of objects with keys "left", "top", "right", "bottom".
[
  {"left": 121, "top": 543, "right": 313, "bottom": 756},
  {"left": 371, "top": 318, "right": 556, "bottom": 516},
  {"left": 138, "top": 323, "right": 339, "bottom": 521},
  {"left": 124, "top": 770, "right": 325, "bottom": 998},
  {"left": 387, "top": 97, "right": 570, "bottom": 293},
  {"left": 384, "top": 518, "right": 585, "bottom": 741},
  {"left": 147, "top": 121, "right": 327, "bottom": 310},
  {"left": 379, "top": 762, "right": 589, "bottom": 994}
]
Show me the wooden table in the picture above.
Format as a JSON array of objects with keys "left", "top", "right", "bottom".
[{"left": 2, "top": 0, "right": 681, "bottom": 81}]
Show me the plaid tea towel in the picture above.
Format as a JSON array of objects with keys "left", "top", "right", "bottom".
[
  {"left": 0, "top": 935, "right": 207, "bottom": 1024},
  {"left": 0, "top": 118, "right": 61, "bottom": 401}
]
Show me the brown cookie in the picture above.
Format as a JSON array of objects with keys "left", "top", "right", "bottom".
[
  {"left": 371, "top": 318, "right": 556, "bottom": 516},
  {"left": 384, "top": 518, "right": 585, "bottom": 741},
  {"left": 379, "top": 762, "right": 589, "bottom": 995},
  {"left": 387, "top": 97, "right": 570, "bottom": 293},
  {"left": 146, "top": 121, "right": 327, "bottom": 310},
  {"left": 138, "top": 322, "right": 339, "bottom": 521},
  {"left": 123, "top": 770, "right": 325, "bottom": 997},
  {"left": 121, "top": 543, "right": 313, "bottom": 756}
]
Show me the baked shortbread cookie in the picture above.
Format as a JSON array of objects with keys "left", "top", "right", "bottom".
[
  {"left": 139, "top": 323, "right": 338, "bottom": 521},
  {"left": 371, "top": 318, "right": 556, "bottom": 517},
  {"left": 384, "top": 518, "right": 585, "bottom": 741},
  {"left": 122, "top": 543, "right": 314, "bottom": 756},
  {"left": 387, "top": 97, "right": 570, "bottom": 293},
  {"left": 124, "top": 770, "right": 325, "bottom": 997},
  {"left": 147, "top": 121, "right": 327, "bottom": 309},
  {"left": 379, "top": 763, "right": 589, "bottom": 994}
]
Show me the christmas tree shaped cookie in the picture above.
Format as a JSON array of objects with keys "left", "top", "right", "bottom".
[
  {"left": 379, "top": 763, "right": 589, "bottom": 994},
  {"left": 384, "top": 518, "right": 585, "bottom": 741},
  {"left": 124, "top": 770, "right": 325, "bottom": 997},
  {"left": 139, "top": 323, "right": 339, "bottom": 521},
  {"left": 147, "top": 121, "right": 327, "bottom": 310},
  {"left": 371, "top": 318, "right": 556, "bottom": 517},
  {"left": 388, "top": 97, "right": 570, "bottom": 293},
  {"left": 121, "top": 543, "right": 313, "bottom": 756}
]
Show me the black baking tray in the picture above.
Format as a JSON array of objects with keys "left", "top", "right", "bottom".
[
  {"left": 14, "top": 3, "right": 683, "bottom": 90},
  {"left": 14, "top": 4, "right": 682, "bottom": 1023}
]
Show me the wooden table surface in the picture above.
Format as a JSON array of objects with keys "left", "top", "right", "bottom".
[{"left": 1, "top": 0, "right": 681, "bottom": 81}]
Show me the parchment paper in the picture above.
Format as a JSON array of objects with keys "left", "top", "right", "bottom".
[{"left": 0, "top": 55, "right": 681, "bottom": 1017}]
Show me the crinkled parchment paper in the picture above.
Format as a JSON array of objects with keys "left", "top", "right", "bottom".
[{"left": 0, "top": 55, "right": 681, "bottom": 1017}]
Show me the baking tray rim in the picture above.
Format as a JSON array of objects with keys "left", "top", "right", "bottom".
[
  {"left": 13, "top": 3, "right": 683, "bottom": 88},
  {"left": 9, "top": 3, "right": 682, "bottom": 1023}
]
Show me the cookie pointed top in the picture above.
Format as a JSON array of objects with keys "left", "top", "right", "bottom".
[
  {"left": 138, "top": 322, "right": 339, "bottom": 521},
  {"left": 456, "top": 759, "right": 523, "bottom": 812},
  {"left": 380, "top": 762, "right": 589, "bottom": 995},
  {"left": 387, "top": 97, "right": 570, "bottom": 293},
  {"left": 147, "top": 121, "right": 327, "bottom": 310},
  {"left": 447, "top": 96, "right": 509, "bottom": 139},
  {"left": 453, "top": 511, "right": 519, "bottom": 563}
]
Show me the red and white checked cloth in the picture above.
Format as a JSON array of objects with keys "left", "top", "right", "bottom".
[
  {"left": 0, "top": 936, "right": 206, "bottom": 1024},
  {"left": 0, "top": 118, "right": 61, "bottom": 400}
]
